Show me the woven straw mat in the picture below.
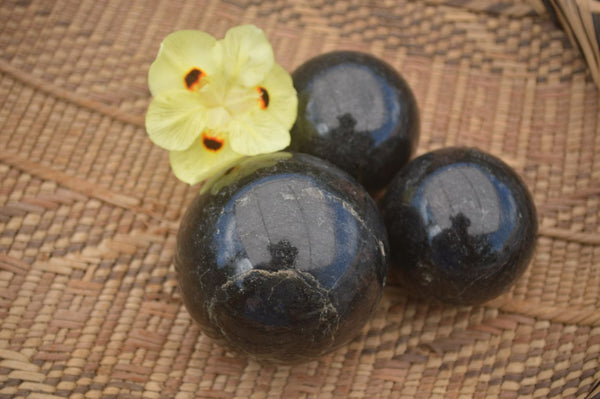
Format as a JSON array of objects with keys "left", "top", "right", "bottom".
[{"left": 1, "top": 0, "right": 600, "bottom": 398}]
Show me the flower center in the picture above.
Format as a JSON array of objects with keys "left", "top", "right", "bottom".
[
  {"left": 195, "top": 77, "right": 271, "bottom": 126},
  {"left": 221, "top": 85, "right": 263, "bottom": 116}
]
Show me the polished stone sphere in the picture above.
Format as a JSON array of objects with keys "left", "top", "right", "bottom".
[
  {"left": 288, "top": 51, "right": 419, "bottom": 192},
  {"left": 175, "top": 152, "right": 389, "bottom": 363},
  {"left": 381, "top": 147, "right": 538, "bottom": 306}
]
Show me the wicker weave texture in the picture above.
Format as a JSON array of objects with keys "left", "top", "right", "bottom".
[{"left": 1, "top": 0, "right": 599, "bottom": 398}]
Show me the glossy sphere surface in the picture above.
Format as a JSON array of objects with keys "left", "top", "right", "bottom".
[
  {"left": 175, "top": 153, "right": 389, "bottom": 363},
  {"left": 381, "top": 147, "right": 537, "bottom": 305},
  {"left": 289, "top": 51, "right": 419, "bottom": 191}
]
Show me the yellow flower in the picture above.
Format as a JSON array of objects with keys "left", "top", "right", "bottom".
[{"left": 146, "top": 25, "right": 297, "bottom": 185}]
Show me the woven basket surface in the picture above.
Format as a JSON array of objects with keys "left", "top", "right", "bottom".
[{"left": 1, "top": 0, "right": 600, "bottom": 398}]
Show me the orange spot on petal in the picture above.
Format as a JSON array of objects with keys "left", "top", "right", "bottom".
[
  {"left": 257, "top": 86, "right": 269, "bottom": 109},
  {"left": 202, "top": 133, "right": 224, "bottom": 152},
  {"left": 185, "top": 68, "right": 205, "bottom": 91}
]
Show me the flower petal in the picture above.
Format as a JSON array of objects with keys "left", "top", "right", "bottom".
[
  {"left": 145, "top": 90, "right": 207, "bottom": 151},
  {"left": 258, "top": 64, "right": 298, "bottom": 129},
  {"left": 169, "top": 135, "right": 243, "bottom": 185},
  {"left": 148, "top": 30, "right": 220, "bottom": 96},
  {"left": 229, "top": 111, "right": 291, "bottom": 156},
  {"left": 220, "top": 25, "right": 274, "bottom": 87}
]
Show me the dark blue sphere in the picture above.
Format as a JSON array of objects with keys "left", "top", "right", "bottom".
[
  {"left": 381, "top": 147, "right": 538, "bottom": 305},
  {"left": 175, "top": 152, "right": 389, "bottom": 363},
  {"left": 289, "top": 51, "right": 419, "bottom": 192}
]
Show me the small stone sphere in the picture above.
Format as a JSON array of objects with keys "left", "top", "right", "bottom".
[
  {"left": 381, "top": 147, "right": 538, "bottom": 306},
  {"left": 175, "top": 152, "right": 389, "bottom": 363},
  {"left": 288, "top": 51, "right": 420, "bottom": 192}
]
